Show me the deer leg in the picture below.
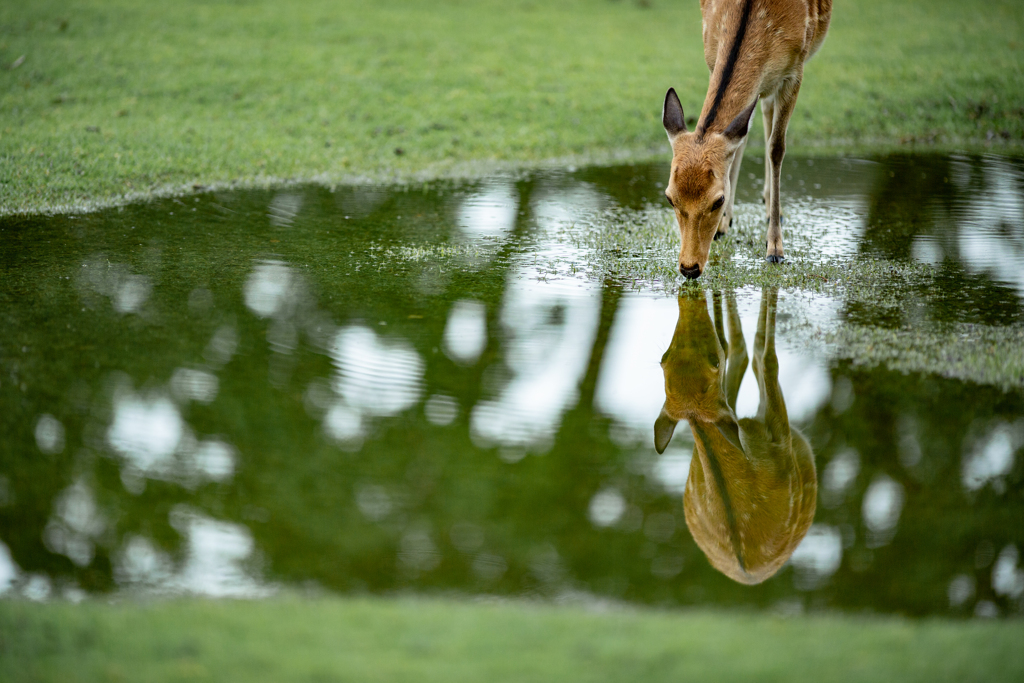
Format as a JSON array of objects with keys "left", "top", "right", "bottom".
[
  {"left": 761, "top": 97, "right": 775, "bottom": 206},
  {"left": 717, "top": 134, "right": 747, "bottom": 238},
  {"left": 765, "top": 73, "right": 802, "bottom": 263}
]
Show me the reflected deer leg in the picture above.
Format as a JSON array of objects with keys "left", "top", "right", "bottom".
[
  {"left": 758, "top": 287, "right": 790, "bottom": 444},
  {"left": 712, "top": 291, "right": 729, "bottom": 354},
  {"left": 723, "top": 291, "right": 748, "bottom": 412},
  {"left": 751, "top": 288, "right": 769, "bottom": 421}
]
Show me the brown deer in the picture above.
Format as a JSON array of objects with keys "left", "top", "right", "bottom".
[
  {"left": 662, "top": 0, "right": 832, "bottom": 279},
  {"left": 654, "top": 289, "right": 816, "bottom": 584}
]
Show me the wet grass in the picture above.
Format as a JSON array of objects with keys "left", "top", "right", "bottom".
[
  {"left": 562, "top": 206, "right": 1024, "bottom": 388},
  {"left": 2, "top": 596, "right": 1023, "bottom": 682},
  {"left": 2, "top": 0, "right": 1024, "bottom": 215},
  {"left": 826, "top": 324, "right": 1024, "bottom": 390},
  {"left": 552, "top": 202, "right": 934, "bottom": 295}
]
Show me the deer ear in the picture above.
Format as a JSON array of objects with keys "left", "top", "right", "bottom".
[
  {"left": 663, "top": 88, "right": 687, "bottom": 141},
  {"left": 723, "top": 97, "right": 758, "bottom": 142},
  {"left": 654, "top": 405, "right": 679, "bottom": 454}
]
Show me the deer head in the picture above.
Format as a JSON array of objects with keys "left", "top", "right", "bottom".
[{"left": 662, "top": 89, "right": 757, "bottom": 279}]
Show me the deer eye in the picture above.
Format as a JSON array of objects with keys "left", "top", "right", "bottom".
[{"left": 710, "top": 196, "right": 725, "bottom": 212}]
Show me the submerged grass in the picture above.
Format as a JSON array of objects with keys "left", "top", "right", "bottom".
[
  {"left": 2, "top": 0, "right": 1024, "bottom": 215},
  {"left": 2, "top": 596, "right": 1023, "bottom": 682}
]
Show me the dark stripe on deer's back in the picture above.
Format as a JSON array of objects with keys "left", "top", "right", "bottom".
[
  {"left": 699, "top": 0, "right": 754, "bottom": 137},
  {"left": 692, "top": 422, "right": 747, "bottom": 573}
]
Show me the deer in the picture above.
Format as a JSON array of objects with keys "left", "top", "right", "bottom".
[
  {"left": 662, "top": 0, "right": 832, "bottom": 279},
  {"left": 653, "top": 289, "right": 817, "bottom": 584}
]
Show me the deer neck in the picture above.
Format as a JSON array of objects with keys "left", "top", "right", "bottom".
[{"left": 697, "top": 0, "right": 761, "bottom": 138}]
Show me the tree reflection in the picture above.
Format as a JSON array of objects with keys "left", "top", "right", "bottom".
[{"left": 854, "top": 154, "right": 1024, "bottom": 327}]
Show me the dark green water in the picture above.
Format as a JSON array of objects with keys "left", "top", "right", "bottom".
[{"left": 1, "top": 154, "right": 1022, "bottom": 617}]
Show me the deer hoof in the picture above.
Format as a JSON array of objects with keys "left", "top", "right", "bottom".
[{"left": 766, "top": 254, "right": 785, "bottom": 264}]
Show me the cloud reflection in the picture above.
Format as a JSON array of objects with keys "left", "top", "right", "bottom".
[
  {"left": 443, "top": 299, "right": 487, "bottom": 365},
  {"left": 107, "top": 376, "right": 237, "bottom": 488},
  {"left": 77, "top": 257, "right": 152, "bottom": 315},
  {"left": 471, "top": 279, "right": 600, "bottom": 451},
  {"left": 108, "top": 386, "right": 183, "bottom": 476},
  {"left": 116, "top": 517, "right": 269, "bottom": 597},
  {"left": 244, "top": 260, "right": 298, "bottom": 319},
  {"left": 43, "top": 480, "right": 106, "bottom": 567},
  {"left": 962, "top": 420, "right": 1021, "bottom": 492},
  {"left": 170, "top": 367, "right": 219, "bottom": 404},
  {"left": 588, "top": 488, "right": 626, "bottom": 528},
  {"left": 790, "top": 525, "right": 843, "bottom": 589},
  {"left": 0, "top": 540, "right": 17, "bottom": 595},
  {"left": 34, "top": 414, "right": 66, "bottom": 454},
  {"left": 169, "top": 509, "right": 269, "bottom": 597},
  {"left": 115, "top": 535, "right": 172, "bottom": 587},
  {"left": 862, "top": 474, "right": 905, "bottom": 548},
  {"left": 457, "top": 181, "right": 518, "bottom": 241},
  {"left": 330, "top": 325, "right": 424, "bottom": 417},
  {"left": 992, "top": 545, "right": 1024, "bottom": 600}
]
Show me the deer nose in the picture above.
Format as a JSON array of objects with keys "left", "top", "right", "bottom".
[{"left": 680, "top": 263, "right": 702, "bottom": 280}]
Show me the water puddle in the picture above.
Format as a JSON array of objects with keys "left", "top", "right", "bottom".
[{"left": 1, "top": 154, "right": 1022, "bottom": 617}]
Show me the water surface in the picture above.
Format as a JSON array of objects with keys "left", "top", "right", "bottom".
[{"left": 1, "top": 154, "right": 1022, "bottom": 617}]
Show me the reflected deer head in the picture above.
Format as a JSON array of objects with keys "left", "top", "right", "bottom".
[{"left": 654, "top": 289, "right": 816, "bottom": 585}]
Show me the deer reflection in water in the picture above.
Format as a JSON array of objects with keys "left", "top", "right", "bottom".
[{"left": 654, "top": 289, "right": 816, "bottom": 585}]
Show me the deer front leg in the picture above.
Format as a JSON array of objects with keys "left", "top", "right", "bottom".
[
  {"left": 765, "top": 74, "right": 802, "bottom": 263},
  {"left": 761, "top": 97, "right": 774, "bottom": 207}
]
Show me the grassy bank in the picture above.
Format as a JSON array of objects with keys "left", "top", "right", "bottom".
[
  {"left": 1, "top": 0, "right": 1023, "bottom": 215},
  {"left": 1, "top": 596, "right": 1022, "bottom": 682}
]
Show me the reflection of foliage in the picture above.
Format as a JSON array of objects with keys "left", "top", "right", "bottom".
[
  {"left": 1, "top": 163, "right": 1022, "bottom": 617},
  {"left": 858, "top": 154, "right": 1024, "bottom": 327},
  {"left": 806, "top": 364, "right": 1024, "bottom": 617}
]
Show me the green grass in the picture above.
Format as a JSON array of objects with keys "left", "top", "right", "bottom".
[
  {"left": 1, "top": 596, "right": 1022, "bottom": 682},
  {"left": 1, "top": 0, "right": 1023, "bottom": 215}
]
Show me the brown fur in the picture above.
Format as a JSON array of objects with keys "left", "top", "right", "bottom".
[
  {"left": 663, "top": 0, "right": 832, "bottom": 277},
  {"left": 654, "top": 289, "right": 817, "bottom": 584}
]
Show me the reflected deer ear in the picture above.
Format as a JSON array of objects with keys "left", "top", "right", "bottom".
[
  {"left": 663, "top": 88, "right": 687, "bottom": 141},
  {"left": 714, "top": 418, "right": 744, "bottom": 453},
  {"left": 723, "top": 97, "right": 758, "bottom": 142},
  {"left": 654, "top": 405, "right": 679, "bottom": 454}
]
